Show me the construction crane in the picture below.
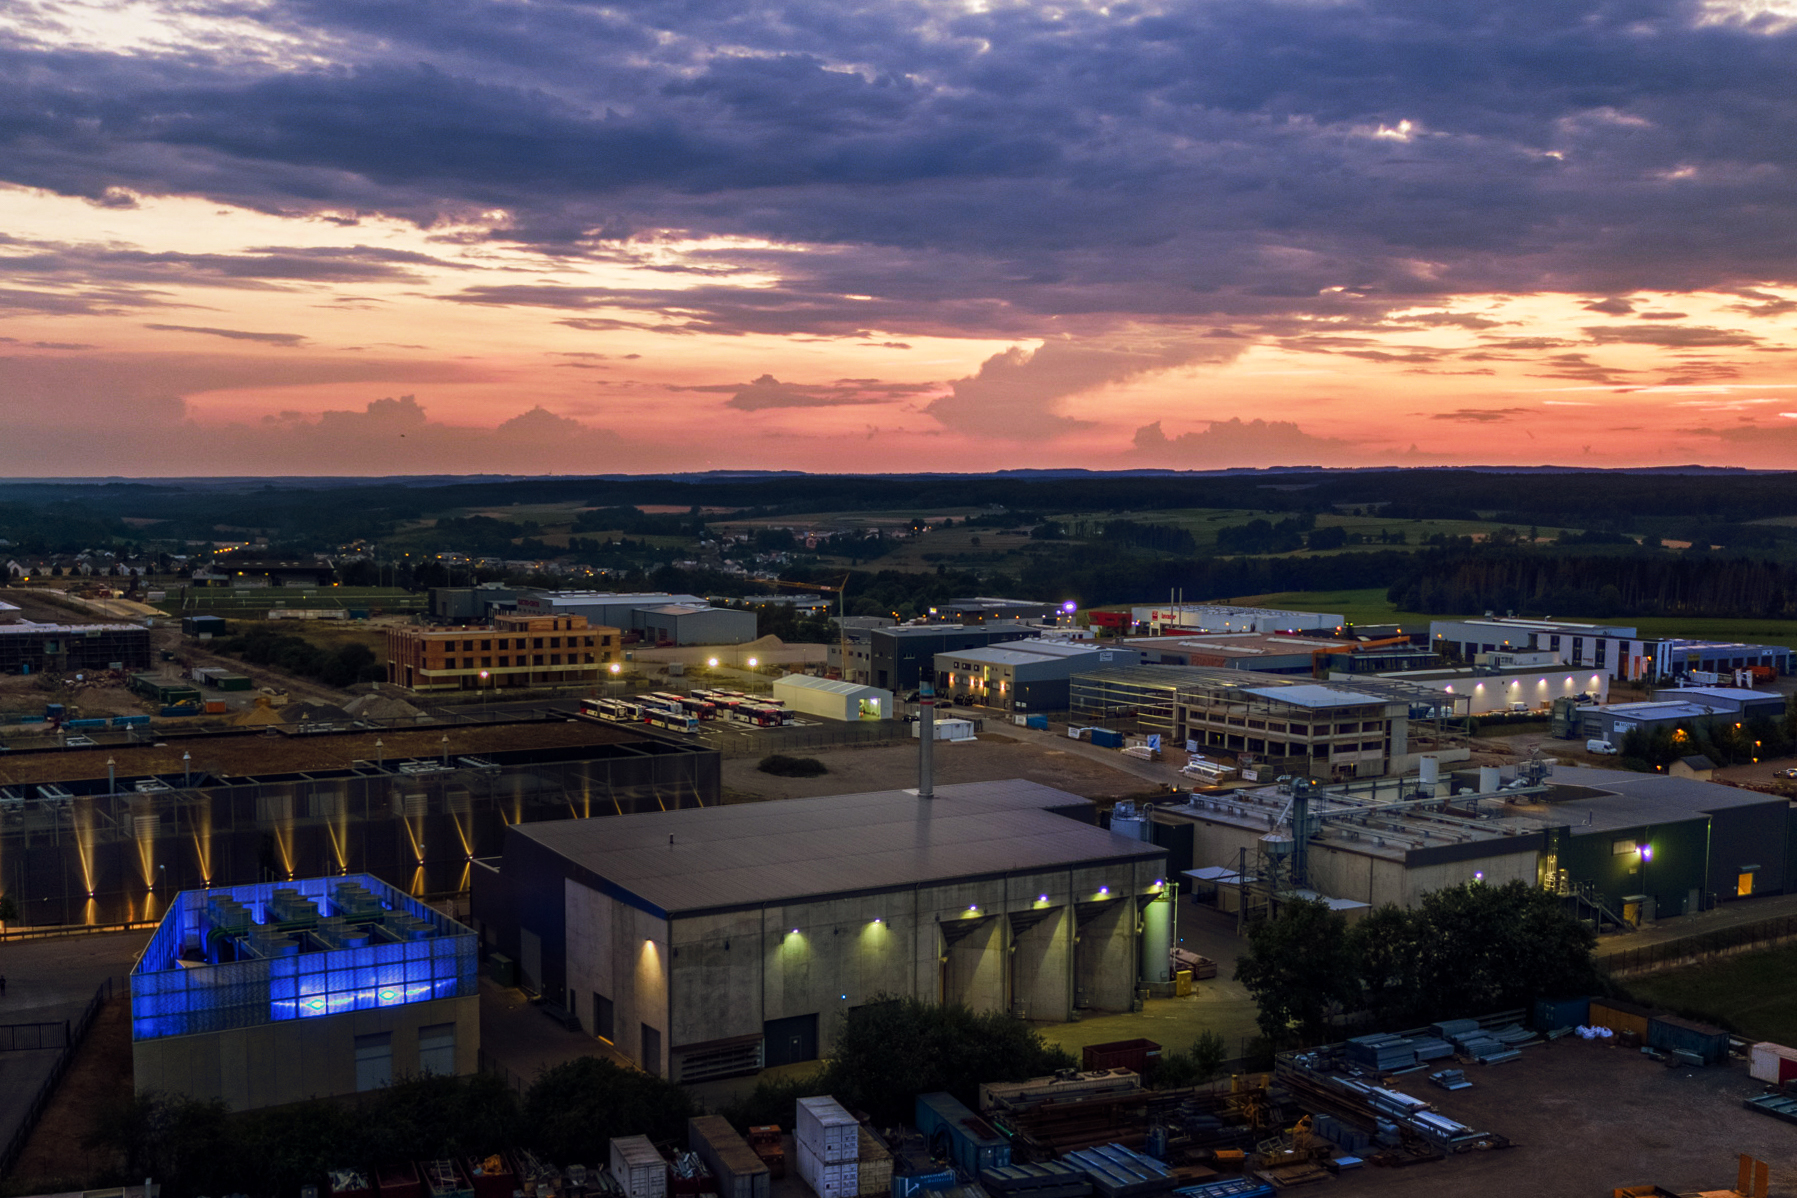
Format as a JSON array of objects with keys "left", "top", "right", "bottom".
[{"left": 774, "top": 575, "right": 852, "bottom": 680}]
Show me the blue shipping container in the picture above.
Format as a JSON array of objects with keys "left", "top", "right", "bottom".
[
  {"left": 1025, "top": 714, "right": 1049, "bottom": 730},
  {"left": 1533, "top": 996, "right": 1590, "bottom": 1032},
  {"left": 915, "top": 1093, "right": 1010, "bottom": 1177},
  {"left": 1647, "top": 1014, "right": 1729, "bottom": 1064},
  {"left": 893, "top": 1173, "right": 956, "bottom": 1198},
  {"left": 1089, "top": 728, "right": 1124, "bottom": 749},
  {"left": 64, "top": 718, "right": 109, "bottom": 729},
  {"left": 113, "top": 715, "right": 151, "bottom": 727}
]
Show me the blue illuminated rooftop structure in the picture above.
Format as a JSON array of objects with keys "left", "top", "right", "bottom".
[{"left": 130, "top": 874, "right": 476, "bottom": 1042}]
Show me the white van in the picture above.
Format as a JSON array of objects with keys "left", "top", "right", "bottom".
[{"left": 1587, "top": 739, "right": 1620, "bottom": 755}]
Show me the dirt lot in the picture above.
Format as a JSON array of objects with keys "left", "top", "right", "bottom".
[
  {"left": 7, "top": 997, "right": 133, "bottom": 1190},
  {"left": 1327, "top": 1038, "right": 1796, "bottom": 1197},
  {"left": 722, "top": 731, "right": 1168, "bottom": 803},
  {"left": 0, "top": 587, "right": 118, "bottom": 625}
]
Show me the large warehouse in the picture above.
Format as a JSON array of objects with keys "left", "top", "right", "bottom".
[
  {"left": 1148, "top": 764, "right": 1792, "bottom": 921},
  {"left": 772, "top": 673, "right": 894, "bottom": 721},
  {"left": 934, "top": 639, "right": 1141, "bottom": 713},
  {"left": 514, "top": 592, "right": 757, "bottom": 645},
  {"left": 472, "top": 780, "right": 1170, "bottom": 1082}
]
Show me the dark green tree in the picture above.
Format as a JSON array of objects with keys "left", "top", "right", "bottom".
[
  {"left": 522, "top": 1056, "right": 693, "bottom": 1167},
  {"left": 1234, "top": 899, "right": 1357, "bottom": 1045}
]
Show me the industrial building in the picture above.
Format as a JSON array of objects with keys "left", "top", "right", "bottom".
[
  {"left": 1129, "top": 605, "right": 1346, "bottom": 635},
  {"left": 514, "top": 591, "right": 757, "bottom": 645},
  {"left": 1428, "top": 618, "right": 1794, "bottom": 682},
  {"left": 925, "top": 598, "right": 1061, "bottom": 625},
  {"left": 772, "top": 674, "right": 894, "bottom": 721},
  {"left": 0, "top": 720, "right": 718, "bottom": 928},
  {"left": 190, "top": 560, "right": 336, "bottom": 588},
  {"left": 1653, "top": 686, "right": 1789, "bottom": 719},
  {"left": 0, "top": 617, "right": 151, "bottom": 675},
  {"left": 1347, "top": 661, "right": 1611, "bottom": 716},
  {"left": 1071, "top": 666, "right": 1456, "bottom": 779},
  {"left": 865, "top": 624, "right": 1039, "bottom": 693},
  {"left": 386, "top": 612, "right": 619, "bottom": 691},
  {"left": 429, "top": 585, "right": 519, "bottom": 623},
  {"left": 1570, "top": 690, "right": 1785, "bottom": 747},
  {"left": 1146, "top": 763, "right": 1792, "bottom": 923},
  {"left": 471, "top": 780, "right": 1170, "bottom": 1081},
  {"left": 935, "top": 640, "right": 1142, "bottom": 713},
  {"left": 131, "top": 874, "right": 477, "bottom": 1111}
]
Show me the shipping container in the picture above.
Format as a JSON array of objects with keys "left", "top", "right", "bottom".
[
  {"left": 796, "top": 1141, "right": 858, "bottom": 1198},
  {"left": 112, "top": 714, "right": 151, "bottom": 727},
  {"left": 1750, "top": 1042, "right": 1797, "bottom": 1084},
  {"left": 612, "top": 1136, "right": 671, "bottom": 1198},
  {"left": 377, "top": 1164, "right": 423, "bottom": 1198},
  {"left": 1588, "top": 998, "right": 1653, "bottom": 1038},
  {"left": 215, "top": 673, "right": 253, "bottom": 691},
  {"left": 914, "top": 1093, "right": 1010, "bottom": 1177},
  {"left": 856, "top": 1125, "right": 893, "bottom": 1198},
  {"left": 205, "top": 701, "right": 228, "bottom": 714},
  {"left": 1532, "top": 996, "right": 1590, "bottom": 1032},
  {"left": 1088, "top": 729, "right": 1124, "bottom": 749},
  {"left": 796, "top": 1096, "right": 860, "bottom": 1164},
  {"left": 1081, "top": 1039, "right": 1160, "bottom": 1078},
  {"left": 1647, "top": 1015, "right": 1730, "bottom": 1064},
  {"left": 688, "top": 1116, "right": 771, "bottom": 1198},
  {"left": 463, "top": 1154, "right": 517, "bottom": 1198},
  {"left": 890, "top": 1172, "right": 954, "bottom": 1198}
]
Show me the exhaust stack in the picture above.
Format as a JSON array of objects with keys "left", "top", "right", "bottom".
[{"left": 918, "top": 680, "right": 935, "bottom": 799}]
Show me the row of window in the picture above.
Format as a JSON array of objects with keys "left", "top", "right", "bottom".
[
  {"left": 433, "top": 635, "right": 608, "bottom": 652},
  {"left": 1187, "top": 711, "right": 1379, "bottom": 737},
  {"left": 1195, "top": 731, "right": 1386, "bottom": 757},
  {"left": 428, "top": 654, "right": 607, "bottom": 670}
]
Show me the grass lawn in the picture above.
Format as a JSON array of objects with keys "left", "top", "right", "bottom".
[{"left": 1624, "top": 945, "right": 1797, "bottom": 1046}]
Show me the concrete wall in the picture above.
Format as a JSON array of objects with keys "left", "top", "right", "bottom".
[
  {"left": 132, "top": 994, "right": 476, "bottom": 1112},
  {"left": 565, "top": 879, "right": 671, "bottom": 1073},
  {"left": 631, "top": 859, "right": 1160, "bottom": 1076}
]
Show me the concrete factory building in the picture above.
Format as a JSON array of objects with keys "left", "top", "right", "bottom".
[
  {"left": 472, "top": 780, "right": 1170, "bottom": 1083},
  {"left": 865, "top": 623, "right": 1039, "bottom": 692},
  {"left": 131, "top": 874, "right": 478, "bottom": 1112},
  {"left": 515, "top": 592, "right": 757, "bottom": 645},
  {"left": 936, "top": 639, "right": 1142, "bottom": 713},
  {"left": 1147, "top": 764, "right": 1792, "bottom": 922},
  {"left": 926, "top": 597, "right": 1062, "bottom": 625},
  {"left": 772, "top": 673, "right": 894, "bottom": 721},
  {"left": 0, "top": 616, "right": 152, "bottom": 675},
  {"left": 1572, "top": 688, "right": 1787, "bottom": 746},
  {"left": 1072, "top": 666, "right": 1456, "bottom": 779}
]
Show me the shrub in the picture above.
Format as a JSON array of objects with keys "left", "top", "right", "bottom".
[{"left": 757, "top": 754, "right": 828, "bottom": 777}]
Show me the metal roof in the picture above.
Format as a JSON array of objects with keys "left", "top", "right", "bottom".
[
  {"left": 1241, "top": 683, "right": 1385, "bottom": 709},
  {"left": 514, "top": 779, "right": 1163, "bottom": 917},
  {"left": 773, "top": 674, "right": 888, "bottom": 698}
]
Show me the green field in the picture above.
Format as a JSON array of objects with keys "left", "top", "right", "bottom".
[
  {"left": 1624, "top": 945, "right": 1797, "bottom": 1046},
  {"left": 165, "top": 586, "right": 426, "bottom": 616}
]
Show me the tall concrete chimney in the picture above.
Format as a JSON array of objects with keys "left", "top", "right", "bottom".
[{"left": 918, "top": 679, "right": 935, "bottom": 799}]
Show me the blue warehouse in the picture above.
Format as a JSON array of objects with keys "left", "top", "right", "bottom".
[{"left": 131, "top": 875, "right": 478, "bottom": 1111}]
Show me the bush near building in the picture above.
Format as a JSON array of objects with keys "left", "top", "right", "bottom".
[{"left": 213, "top": 625, "right": 385, "bottom": 688}]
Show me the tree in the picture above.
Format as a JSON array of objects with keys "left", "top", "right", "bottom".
[
  {"left": 1234, "top": 899, "right": 1357, "bottom": 1046},
  {"left": 827, "top": 996, "right": 1075, "bottom": 1125},
  {"left": 0, "top": 891, "right": 17, "bottom": 927},
  {"left": 522, "top": 1056, "right": 693, "bottom": 1167}
]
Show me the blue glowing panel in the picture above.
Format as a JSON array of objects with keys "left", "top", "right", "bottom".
[{"left": 130, "top": 874, "right": 476, "bottom": 1041}]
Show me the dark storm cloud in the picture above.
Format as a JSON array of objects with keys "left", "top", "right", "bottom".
[{"left": 9, "top": 0, "right": 1797, "bottom": 332}]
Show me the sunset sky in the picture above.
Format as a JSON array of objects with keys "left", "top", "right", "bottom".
[{"left": 5, "top": 0, "right": 1797, "bottom": 476}]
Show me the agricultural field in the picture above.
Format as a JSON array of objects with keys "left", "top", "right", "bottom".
[
  {"left": 1624, "top": 945, "right": 1797, "bottom": 1047},
  {"left": 161, "top": 586, "right": 426, "bottom": 618}
]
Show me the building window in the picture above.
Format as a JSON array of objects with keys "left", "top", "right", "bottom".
[
  {"left": 498, "top": 656, "right": 509, "bottom": 667},
  {"left": 585, "top": 637, "right": 595, "bottom": 647},
  {"left": 463, "top": 640, "right": 474, "bottom": 652},
  {"left": 481, "top": 657, "right": 491, "bottom": 667},
  {"left": 533, "top": 655, "right": 544, "bottom": 667},
  {"left": 534, "top": 638, "right": 544, "bottom": 649},
  {"left": 1361, "top": 741, "right": 1383, "bottom": 752},
  {"left": 1596, "top": 641, "right": 1607, "bottom": 667},
  {"left": 593, "top": 993, "right": 614, "bottom": 1043},
  {"left": 550, "top": 637, "right": 561, "bottom": 649},
  {"left": 355, "top": 1032, "right": 393, "bottom": 1091},
  {"left": 550, "top": 654, "right": 562, "bottom": 666},
  {"left": 418, "top": 1023, "right": 456, "bottom": 1076},
  {"left": 481, "top": 640, "right": 491, "bottom": 651}
]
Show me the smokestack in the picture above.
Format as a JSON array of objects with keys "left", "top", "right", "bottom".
[{"left": 919, "top": 679, "right": 935, "bottom": 799}]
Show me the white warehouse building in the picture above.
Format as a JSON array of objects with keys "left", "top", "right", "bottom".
[{"left": 772, "top": 674, "right": 894, "bottom": 721}]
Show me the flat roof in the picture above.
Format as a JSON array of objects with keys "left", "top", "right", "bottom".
[
  {"left": 1431, "top": 617, "right": 1635, "bottom": 633},
  {"left": 1657, "top": 687, "right": 1777, "bottom": 701},
  {"left": 1126, "top": 633, "right": 1342, "bottom": 657},
  {"left": 0, "top": 621, "right": 148, "bottom": 635},
  {"left": 1242, "top": 683, "right": 1386, "bottom": 709},
  {"left": 941, "top": 640, "right": 1111, "bottom": 665},
  {"left": 1595, "top": 701, "right": 1717, "bottom": 720},
  {"left": 513, "top": 779, "right": 1163, "bottom": 917},
  {"left": 1659, "top": 639, "right": 1792, "bottom": 652}
]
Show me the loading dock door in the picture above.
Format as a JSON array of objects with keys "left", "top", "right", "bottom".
[{"left": 763, "top": 1013, "right": 819, "bottom": 1066}]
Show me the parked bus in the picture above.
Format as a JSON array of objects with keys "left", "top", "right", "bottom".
[
  {"left": 654, "top": 691, "right": 718, "bottom": 719},
  {"left": 580, "top": 697, "right": 640, "bottom": 723},
  {"left": 645, "top": 707, "right": 701, "bottom": 734}
]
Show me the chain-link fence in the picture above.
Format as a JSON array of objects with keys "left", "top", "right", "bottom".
[{"left": 1595, "top": 913, "right": 1797, "bottom": 976}]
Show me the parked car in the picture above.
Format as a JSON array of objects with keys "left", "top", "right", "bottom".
[
  {"left": 1587, "top": 739, "right": 1620, "bottom": 755},
  {"left": 1777, "top": 767, "right": 1797, "bottom": 779}
]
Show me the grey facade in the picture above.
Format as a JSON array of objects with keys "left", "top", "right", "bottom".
[
  {"left": 868, "top": 624, "right": 1037, "bottom": 692},
  {"left": 514, "top": 592, "right": 755, "bottom": 645},
  {"left": 936, "top": 640, "right": 1143, "bottom": 713},
  {"left": 430, "top": 585, "right": 519, "bottom": 621},
  {"left": 472, "top": 780, "right": 1169, "bottom": 1082},
  {"left": 1653, "top": 687, "right": 1787, "bottom": 721},
  {"left": 0, "top": 621, "right": 151, "bottom": 674}
]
